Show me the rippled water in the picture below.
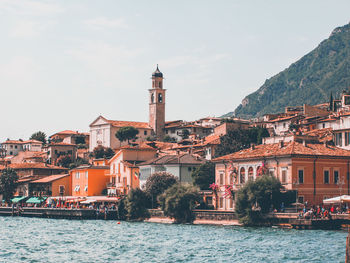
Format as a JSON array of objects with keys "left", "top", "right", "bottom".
[{"left": 0, "top": 217, "right": 347, "bottom": 262}]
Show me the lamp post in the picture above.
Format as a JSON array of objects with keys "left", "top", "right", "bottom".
[{"left": 293, "top": 179, "right": 299, "bottom": 213}]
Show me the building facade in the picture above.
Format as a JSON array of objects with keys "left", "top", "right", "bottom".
[{"left": 213, "top": 139, "right": 350, "bottom": 211}]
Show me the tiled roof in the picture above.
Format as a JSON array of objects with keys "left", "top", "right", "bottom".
[
  {"left": 140, "top": 153, "right": 205, "bottom": 166},
  {"left": 2, "top": 140, "right": 23, "bottom": 144},
  {"left": 22, "top": 140, "right": 43, "bottom": 144},
  {"left": 304, "top": 128, "right": 333, "bottom": 142},
  {"left": 268, "top": 115, "right": 298, "bottom": 123},
  {"left": 107, "top": 120, "right": 152, "bottom": 129},
  {"left": 213, "top": 141, "right": 350, "bottom": 162},
  {"left": 31, "top": 174, "right": 70, "bottom": 183},
  {"left": 5, "top": 163, "right": 68, "bottom": 170},
  {"left": 48, "top": 142, "right": 77, "bottom": 146}
]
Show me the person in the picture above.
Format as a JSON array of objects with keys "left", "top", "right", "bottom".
[
  {"left": 280, "top": 202, "right": 285, "bottom": 213},
  {"left": 330, "top": 205, "right": 335, "bottom": 213}
]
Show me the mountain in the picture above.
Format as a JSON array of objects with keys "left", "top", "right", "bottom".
[{"left": 230, "top": 23, "right": 350, "bottom": 119}]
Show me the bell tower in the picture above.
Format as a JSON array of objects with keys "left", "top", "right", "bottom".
[{"left": 149, "top": 65, "right": 166, "bottom": 139}]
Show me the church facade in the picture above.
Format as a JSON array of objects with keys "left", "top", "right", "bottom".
[{"left": 89, "top": 66, "right": 166, "bottom": 151}]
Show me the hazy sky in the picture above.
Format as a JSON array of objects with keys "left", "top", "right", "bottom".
[{"left": 1, "top": 0, "right": 350, "bottom": 141}]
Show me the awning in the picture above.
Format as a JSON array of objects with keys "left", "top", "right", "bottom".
[
  {"left": 80, "top": 199, "right": 96, "bottom": 204},
  {"left": 323, "top": 195, "right": 350, "bottom": 204},
  {"left": 26, "top": 197, "right": 47, "bottom": 204},
  {"left": 11, "top": 196, "right": 27, "bottom": 203}
]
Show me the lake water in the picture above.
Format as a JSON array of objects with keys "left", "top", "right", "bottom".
[{"left": 0, "top": 217, "right": 347, "bottom": 262}]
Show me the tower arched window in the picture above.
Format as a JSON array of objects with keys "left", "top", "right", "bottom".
[
  {"left": 151, "top": 93, "right": 154, "bottom": 103},
  {"left": 158, "top": 93, "right": 163, "bottom": 103},
  {"left": 240, "top": 167, "right": 245, "bottom": 184},
  {"left": 159, "top": 81, "right": 162, "bottom": 89}
]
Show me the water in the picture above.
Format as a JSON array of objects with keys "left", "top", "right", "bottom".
[{"left": 0, "top": 217, "right": 347, "bottom": 263}]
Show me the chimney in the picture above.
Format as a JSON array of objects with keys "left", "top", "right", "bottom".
[
  {"left": 323, "top": 141, "right": 328, "bottom": 148},
  {"left": 302, "top": 140, "right": 306, "bottom": 147},
  {"left": 279, "top": 140, "right": 284, "bottom": 148}
]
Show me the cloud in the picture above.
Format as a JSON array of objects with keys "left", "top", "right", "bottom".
[
  {"left": 0, "top": 0, "right": 63, "bottom": 16},
  {"left": 83, "top": 17, "right": 129, "bottom": 30},
  {"left": 10, "top": 20, "right": 56, "bottom": 38},
  {"left": 66, "top": 41, "right": 144, "bottom": 86}
]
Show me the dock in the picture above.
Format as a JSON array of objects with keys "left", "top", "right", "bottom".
[{"left": 0, "top": 207, "right": 118, "bottom": 220}]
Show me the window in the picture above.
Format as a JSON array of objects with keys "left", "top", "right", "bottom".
[
  {"left": 334, "top": 170, "right": 339, "bottom": 184},
  {"left": 248, "top": 167, "right": 254, "bottom": 181},
  {"left": 151, "top": 93, "right": 154, "bottom": 103},
  {"left": 10, "top": 145, "right": 13, "bottom": 149},
  {"left": 158, "top": 93, "right": 163, "bottom": 103},
  {"left": 281, "top": 169, "right": 287, "bottom": 184},
  {"left": 59, "top": 185, "right": 65, "bottom": 195},
  {"left": 324, "top": 170, "right": 329, "bottom": 184},
  {"left": 219, "top": 197, "right": 224, "bottom": 208},
  {"left": 74, "top": 185, "right": 80, "bottom": 192},
  {"left": 283, "top": 123, "right": 286, "bottom": 128},
  {"left": 75, "top": 172, "right": 80, "bottom": 179},
  {"left": 166, "top": 130, "right": 168, "bottom": 134},
  {"left": 84, "top": 185, "right": 88, "bottom": 192},
  {"left": 85, "top": 171, "right": 88, "bottom": 179},
  {"left": 15, "top": 145, "right": 17, "bottom": 149},
  {"left": 171, "top": 129, "right": 175, "bottom": 134},
  {"left": 144, "top": 131, "right": 147, "bottom": 136},
  {"left": 298, "top": 169, "right": 304, "bottom": 184},
  {"left": 335, "top": 133, "right": 343, "bottom": 146},
  {"left": 323, "top": 123, "right": 325, "bottom": 129},
  {"left": 240, "top": 167, "right": 245, "bottom": 184},
  {"left": 219, "top": 173, "right": 224, "bottom": 185},
  {"left": 298, "top": 196, "right": 304, "bottom": 204},
  {"left": 229, "top": 198, "right": 233, "bottom": 209}
]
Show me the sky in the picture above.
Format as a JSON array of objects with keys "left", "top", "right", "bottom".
[{"left": 0, "top": 0, "right": 350, "bottom": 141}]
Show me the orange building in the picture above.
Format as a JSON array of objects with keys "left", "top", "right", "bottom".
[
  {"left": 70, "top": 165, "right": 109, "bottom": 197},
  {"left": 107, "top": 145, "right": 157, "bottom": 196},
  {"left": 213, "top": 137, "right": 350, "bottom": 210},
  {"left": 31, "top": 174, "right": 72, "bottom": 197}
]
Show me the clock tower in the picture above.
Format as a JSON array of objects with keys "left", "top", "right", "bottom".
[{"left": 149, "top": 65, "right": 166, "bottom": 139}]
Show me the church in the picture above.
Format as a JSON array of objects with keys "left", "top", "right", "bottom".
[{"left": 89, "top": 66, "right": 166, "bottom": 152}]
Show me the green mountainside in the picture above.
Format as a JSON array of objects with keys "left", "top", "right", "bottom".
[{"left": 231, "top": 23, "right": 350, "bottom": 119}]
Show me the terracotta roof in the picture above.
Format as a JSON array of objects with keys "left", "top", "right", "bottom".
[
  {"left": 31, "top": 174, "right": 70, "bottom": 183},
  {"left": 213, "top": 141, "right": 350, "bottom": 162},
  {"left": 5, "top": 163, "right": 68, "bottom": 170},
  {"left": 53, "top": 130, "right": 80, "bottom": 135},
  {"left": 268, "top": 115, "right": 298, "bottom": 123},
  {"left": 22, "top": 140, "right": 43, "bottom": 144},
  {"left": 304, "top": 128, "right": 333, "bottom": 142},
  {"left": 48, "top": 142, "right": 77, "bottom": 146},
  {"left": 140, "top": 153, "right": 205, "bottom": 166},
  {"left": 107, "top": 120, "right": 151, "bottom": 129},
  {"left": 2, "top": 140, "right": 23, "bottom": 144}
]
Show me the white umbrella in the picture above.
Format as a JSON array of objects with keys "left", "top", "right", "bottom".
[{"left": 323, "top": 195, "right": 350, "bottom": 204}]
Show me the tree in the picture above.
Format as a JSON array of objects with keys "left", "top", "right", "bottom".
[
  {"left": 180, "top": 129, "right": 190, "bottom": 140},
  {"left": 115, "top": 126, "right": 139, "bottom": 144},
  {"left": 159, "top": 183, "right": 200, "bottom": 224},
  {"left": 92, "top": 146, "right": 115, "bottom": 159},
  {"left": 191, "top": 162, "right": 215, "bottom": 190},
  {"left": 56, "top": 155, "right": 72, "bottom": 168},
  {"left": 0, "top": 168, "right": 19, "bottom": 203},
  {"left": 30, "top": 131, "right": 47, "bottom": 144},
  {"left": 214, "top": 127, "right": 269, "bottom": 158},
  {"left": 143, "top": 172, "right": 178, "bottom": 208},
  {"left": 235, "top": 174, "right": 283, "bottom": 226},
  {"left": 75, "top": 135, "right": 86, "bottom": 145},
  {"left": 125, "top": 188, "right": 150, "bottom": 221}
]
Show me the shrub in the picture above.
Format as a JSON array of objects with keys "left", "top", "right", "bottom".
[{"left": 159, "top": 184, "right": 200, "bottom": 224}]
